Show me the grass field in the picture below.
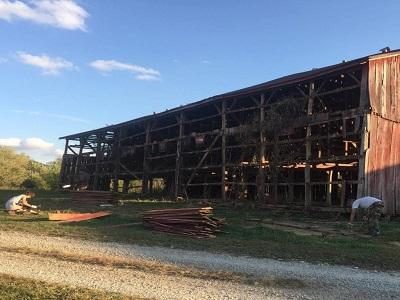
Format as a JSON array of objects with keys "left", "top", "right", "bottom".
[
  {"left": 0, "top": 273, "right": 145, "bottom": 300},
  {"left": 1, "top": 190, "right": 399, "bottom": 271}
]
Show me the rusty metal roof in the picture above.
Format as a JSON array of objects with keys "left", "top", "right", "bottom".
[{"left": 60, "top": 50, "right": 400, "bottom": 139}]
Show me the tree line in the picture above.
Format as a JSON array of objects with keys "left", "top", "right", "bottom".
[{"left": 0, "top": 147, "right": 61, "bottom": 190}]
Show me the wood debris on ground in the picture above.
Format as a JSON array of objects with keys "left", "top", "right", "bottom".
[
  {"left": 143, "top": 207, "right": 225, "bottom": 238},
  {"left": 48, "top": 211, "right": 112, "bottom": 223}
]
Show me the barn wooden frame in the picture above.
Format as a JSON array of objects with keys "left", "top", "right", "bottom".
[{"left": 60, "top": 50, "right": 400, "bottom": 215}]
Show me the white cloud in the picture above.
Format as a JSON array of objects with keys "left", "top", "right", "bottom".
[
  {"left": 21, "top": 137, "right": 53, "bottom": 149},
  {"left": 55, "top": 148, "right": 63, "bottom": 156},
  {"left": 0, "top": 137, "right": 62, "bottom": 162},
  {"left": 0, "top": 137, "right": 20, "bottom": 147},
  {"left": 0, "top": 0, "right": 88, "bottom": 31},
  {"left": 0, "top": 57, "right": 7, "bottom": 63},
  {"left": 17, "top": 51, "right": 75, "bottom": 75},
  {"left": 90, "top": 59, "right": 161, "bottom": 81}
]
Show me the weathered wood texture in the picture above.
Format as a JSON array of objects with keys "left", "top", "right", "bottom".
[{"left": 365, "top": 56, "right": 400, "bottom": 215}]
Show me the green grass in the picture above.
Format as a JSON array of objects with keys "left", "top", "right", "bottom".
[
  {"left": 1, "top": 190, "right": 400, "bottom": 271},
  {"left": 0, "top": 273, "right": 145, "bottom": 300}
]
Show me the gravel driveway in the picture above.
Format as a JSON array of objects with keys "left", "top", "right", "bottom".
[{"left": 0, "top": 231, "right": 399, "bottom": 299}]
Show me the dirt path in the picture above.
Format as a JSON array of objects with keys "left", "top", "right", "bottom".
[{"left": 0, "top": 231, "right": 399, "bottom": 299}]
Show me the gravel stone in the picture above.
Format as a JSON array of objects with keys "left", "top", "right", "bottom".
[{"left": 0, "top": 231, "right": 399, "bottom": 299}]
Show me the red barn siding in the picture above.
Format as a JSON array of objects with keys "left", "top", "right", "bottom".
[{"left": 366, "top": 55, "right": 400, "bottom": 215}]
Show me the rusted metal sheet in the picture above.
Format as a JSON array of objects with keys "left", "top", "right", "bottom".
[{"left": 48, "top": 211, "right": 112, "bottom": 223}]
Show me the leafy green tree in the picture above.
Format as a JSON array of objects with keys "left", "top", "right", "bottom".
[
  {"left": 0, "top": 147, "right": 30, "bottom": 188},
  {"left": 0, "top": 147, "right": 61, "bottom": 190},
  {"left": 21, "top": 178, "right": 38, "bottom": 189},
  {"left": 42, "top": 159, "right": 61, "bottom": 190}
]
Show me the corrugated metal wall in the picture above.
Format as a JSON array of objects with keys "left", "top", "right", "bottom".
[{"left": 365, "top": 55, "right": 400, "bottom": 215}]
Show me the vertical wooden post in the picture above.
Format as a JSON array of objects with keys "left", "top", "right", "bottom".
[
  {"left": 122, "top": 179, "right": 129, "bottom": 193},
  {"left": 340, "top": 179, "right": 347, "bottom": 207},
  {"left": 326, "top": 169, "right": 333, "bottom": 206},
  {"left": 142, "top": 122, "right": 151, "bottom": 194},
  {"left": 288, "top": 168, "right": 294, "bottom": 203},
  {"left": 93, "top": 133, "right": 102, "bottom": 190},
  {"left": 60, "top": 138, "right": 69, "bottom": 185},
  {"left": 305, "top": 82, "right": 314, "bottom": 210},
  {"left": 113, "top": 129, "right": 121, "bottom": 192},
  {"left": 174, "top": 112, "right": 184, "bottom": 199},
  {"left": 149, "top": 178, "right": 153, "bottom": 194},
  {"left": 221, "top": 101, "right": 227, "bottom": 202},
  {"left": 357, "top": 65, "right": 369, "bottom": 199},
  {"left": 258, "top": 94, "right": 266, "bottom": 202},
  {"left": 74, "top": 137, "right": 85, "bottom": 186},
  {"left": 272, "top": 136, "right": 279, "bottom": 203}
]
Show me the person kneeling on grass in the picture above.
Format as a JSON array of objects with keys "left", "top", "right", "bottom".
[
  {"left": 349, "top": 196, "right": 384, "bottom": 236},
  {"left": 4, "top": 191, "right": 38, "bottom": 215}
]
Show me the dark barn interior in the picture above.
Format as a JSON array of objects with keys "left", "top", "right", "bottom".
[{"left": 60, "top": 50, "right": 400, "bottom": 215}]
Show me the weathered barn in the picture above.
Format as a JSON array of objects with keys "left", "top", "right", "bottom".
[{"left": 60, "top": 50, "right": 400, "bottom": 215}]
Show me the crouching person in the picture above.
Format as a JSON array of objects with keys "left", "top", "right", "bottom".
[
  {"left": 349, "top": 196, "right": 384, "bottom": 236},
  {"left": 5, "top": 191, "right": 38, "bottom": 215}
]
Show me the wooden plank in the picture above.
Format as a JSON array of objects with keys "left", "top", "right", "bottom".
[
  {"left": 386, "top": 121, "right": 395, "bottom": 215},
  {"left": 394, "top": 123, "right": 400, "bottom": 215},
  {"left": 221, "top": 100, "right": 227, "bottom": 202},
  {"left": 357, "top": 65, "right": 369, "bottom": 198}
]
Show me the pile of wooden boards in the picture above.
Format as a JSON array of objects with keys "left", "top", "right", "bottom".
[
  {"left": 71, "top": 191, "right": 117, "bottom": 207},
  {"left": 143, "top": 207, "right": 224, "bottom": 238}
]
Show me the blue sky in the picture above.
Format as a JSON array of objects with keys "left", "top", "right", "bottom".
[{"left": 0, "top": 0, "right": 399, "bottom": 162}]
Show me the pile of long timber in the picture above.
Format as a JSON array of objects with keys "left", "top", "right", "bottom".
[
  {"left": 71, "top": 191, "right": 117, "bottom": 207},
  {"left": 143, "top": 207, "right": 224, "bottom": 238}
]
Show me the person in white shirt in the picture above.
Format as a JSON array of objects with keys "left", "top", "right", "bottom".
[
  {"left": 4, "top": 191, "right": 38, "bottom": 214},
  {"left": 349, "top": 196, "right": 384, "bottom": 236}
]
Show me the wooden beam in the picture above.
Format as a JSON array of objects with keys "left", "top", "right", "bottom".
[
  {"left": 174, "top": 112, "right": 184, "bottom": 198},
  {"left": 73, "top": 137, "right": 85, "bottom": 185},
  {"left": 113, "top": 129, "right": 121, "bottom": 192},
  {"left": 221, "top": 100, "right": 227, "bottom": 202},
  {"left": 357, "top": 65, "right": 369, "bottom": 198},
  {"left": 93, "top": 133, "right": 103, "bottom": 190},
  {"left": 184, "top": 133, "right": 221, "bottom": 188},
  {"left": 305, "top": 82, "right": 314, "bottom": 210},
  {"left": 258, "top": 93, "right": 266, "bottom": 202},
  {"left": 326, "top": 170, "right": 333, "bottom": 206},
  {"left": 60, "top": 138, "right": 69, "bottom": 185},
  {"left": 288, "top": 168, "right": 294, "bottom": 203},
  {"left": 340, "top": 179, "right": 346, "bottom": 207},
  {"left": 142, "top": 122, "right": 151, "bottom": 193},
  {"left": 67, "top": 146, "right": 78, "bottom": 155}
]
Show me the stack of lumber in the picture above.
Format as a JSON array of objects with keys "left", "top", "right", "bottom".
[
  {"left": 143, "top": 207, "right": 224, "bottom": 238},
  {"left": 71, "top": 191, "right": 117, "bottom": 207}
]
